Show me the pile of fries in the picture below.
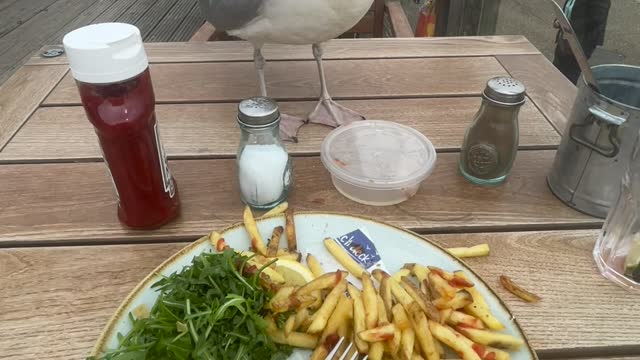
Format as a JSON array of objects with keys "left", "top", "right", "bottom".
[{"left": 211, "top": 205, "right": 525, "bottom": 360}]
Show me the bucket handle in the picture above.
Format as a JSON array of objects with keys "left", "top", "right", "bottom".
[{"left": 569, "top": 105, "right": 626, "bottom": 158}]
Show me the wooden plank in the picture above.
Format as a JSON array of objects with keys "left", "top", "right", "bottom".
[
  {"left": 90, "top": 0, "right": 137, "bottom": 24},
  {"left": 168, "top": 1, "right": 205, "bottom": 42},
  {"left": 44, "top": 57, "right": 507, "bottom": 105},
  {"left": 2, "top": 230, "right": 639, "bottom": 360},
  {"left": 42, "top": 0, "right": 121, "bottom": 44},
  {"left": 145, "top": 0, "right": 196, "bottom": 42},
  {"left": 114, "top": 0, "right": 158, "bottom": 28},
  {"left": 0, "top": 0, "right": 58, "bottom": 37},
  {"left": 133, "top": 0, "right": 180, "bottom": 39},
  {"left": 0, "top": 151, "right": 597, "bottom": 244},
  {"left": 498, "top": 54, "right": 577, "bottom": 135},
  {"left": 28, "top": 36, "right": 541, "bottom": 65},
  {"left": 0, "top": 98, "right": 559, "bottom": 161},
  {"left": 0, "top": 65, "right": 68, "bottom": 151},
  {"left": 0, "top": 0, "right": 94, "bottom": 85}
]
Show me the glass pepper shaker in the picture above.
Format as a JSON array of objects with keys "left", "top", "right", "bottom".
[
  {"left": 459, "top": 76, "right": 526, "bottom": 185},
  {"left": 236, "top": 97, "right": 292, "bottom": 209},
  {"left": 593, "top": 132, "right": 640, "bottom": 291}
]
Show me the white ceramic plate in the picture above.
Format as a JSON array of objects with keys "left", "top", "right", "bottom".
[{"left": 91, "top": 212, "right": 537, "bottom": 359}]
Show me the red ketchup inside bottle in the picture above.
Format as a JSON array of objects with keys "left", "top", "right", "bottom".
[{"left": 77, "top": 69, "right": 180, "bottom": 228}]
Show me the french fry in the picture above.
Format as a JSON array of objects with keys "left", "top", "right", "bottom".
[
  {"left": 392, "top": 268, "right": 411, "bottom": 282},
  {"left": 270, "top": 293, "right": 317, "bottom": 314},
  {"left": 295, "top": 270, "right": 347, "bottom": 296},
  {"left": 380, "top": 276, "right": 394, "bottom": 317},
  {"left": 358, "top": 323, "right": 396, "bottom": 342},
  {"left": 447, "top": 244, "right": 490, "bottom": 258},
  {"left": 404, "top": 263, "right": 430, "bottom": 282},
  {"left": 307, "top": 279, "right": 348, "bottom": 333},
  {"left": 323, "top": 238, "right": 365, "bottom": 278},
  {"left": 391, "top": 304, "right": 411, "bottom": 331},
  {"left": 433, "top": 339, "right": 444, "bottom": 357},
  {"left": 262, "top": 201, "right": 288, "bottom": 217},
  {"left": 266, "top": 226, "right": 284, "bottom": 257},
  {"left": 389, "top": 278, "right": 414, "bottom": 308},
  {"left": 389, "top": 324, "right": 402, "bottom": 356},
  {"left": 486, "top": 346, "right": 511, "bottom": 360},
  {"left": 428, "top": 272, "right": 457, "bottom": 299},
  {"left": 428, "top": 321, "right": 482, "bottom": 360},
  {"left": 455, "top": 326, "right": 524, "bottom": 350},
  {"left": 362, "top": 272, "right": 379, "bottom": 329},
  {"left": 456, "top": 273, "right": 505, "bottom": 331},
  {"left": 306, "top": 253, "right": 324, "bottom": 278},
  {"left": 320, "top": 295, "right": 353, "bottom": 343},
  {"left": 285, "top": 209, "right": 297, "bottom": 251},
  {"left": 309, "top": 344, "right": 328, "bottom": 360},
  {"left": 266, "top": 286, "right": 296, "bottom": 309},
  {"left": 209, "top": 232, "right": 229, "bottom": 251},
  {"left": 411, "top": 354, "right": 425, "bottom": 360},
  {"left": 292, "top": 308, "right": 311, "bottom": 333},
  {"left": 377, "top": 295, "right": 389, "bottom": 325},
  {"left": 400, "top": 277, "right": 440, "bottom": 322},
  {"left": 243, "top": 206, "right": 268, "bottom": 256},
  {"left": 401, "top": 327, "right": 415, "bottom": 360},
  {"left": 433, "top": 290, "right": 473, "bottom": 310},
  {"left": 369, "top": 342, "right": 385, "bottom": 360},
  {"left": 446, "top": 310, "right": 486, "bottom": 329},
  {"left": 267, "top": 328, "right": 318, "bottom": 349},
  {"left": 429, "top": 267, "right": 474, "bottom": 293},
  {"left": 409, "top": 304, "right": 439, "bottom": 360},
  {"left": 282, "top": 313, "right": 296, "bottom": 336},
  {"left": 352, "top": 290, "right": 369, "bottom": 353},
  {"left": 371, "top": 268, "right": 389, "bottom": 283},
  {"left": 438, "top": 309, "right": 453, "bottom": 323},
  {"left": 499, "top": 275, "right": 541, "bottom": 303},
  {"left": 274, "top": 248, "right": 301, "bottom": 261}
]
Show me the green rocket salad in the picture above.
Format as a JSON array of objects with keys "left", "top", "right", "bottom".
[{"left": 90, "top": 249, "right": 292, "bottom": 360}]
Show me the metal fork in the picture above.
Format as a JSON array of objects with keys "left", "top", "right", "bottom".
[{"left": 325, "top": 337, "right": 369, "bottom": 360}]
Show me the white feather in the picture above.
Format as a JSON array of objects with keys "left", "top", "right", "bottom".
[{"left": 228, "top": 0, "right": 374, "bottom": 45}]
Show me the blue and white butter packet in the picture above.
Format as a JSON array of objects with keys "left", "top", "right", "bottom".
[{"left": 332, "top": 228, "right": 386, "bottom": 273}]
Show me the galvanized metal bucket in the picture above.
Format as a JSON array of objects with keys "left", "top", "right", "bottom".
[{"left": 548, "top": 64, "right": 640, "bottom": 218}]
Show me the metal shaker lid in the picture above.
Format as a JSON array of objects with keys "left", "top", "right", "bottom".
[
  {"left": 483, "top": 76, "right": 526, "bottom": 105},
  {"left": 238, "top": 96, "right": 280, "bottom": 126}
]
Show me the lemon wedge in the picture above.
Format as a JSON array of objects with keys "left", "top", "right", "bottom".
[{"left": 274, "top": 259, "right": 315, "bottom": 286}]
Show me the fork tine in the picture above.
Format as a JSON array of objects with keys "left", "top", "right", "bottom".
[
  {"left": 325, "top": 336, "right": 345, "bottom": 360},
  {"left": 347, "top": 349, "right": 359, "bottom": 360},
  {"left": 361, "top": 356, "right": 368, "bottom": 360},
  {"left": 337, "top": 341, "right": 354, "bottom": 360}
]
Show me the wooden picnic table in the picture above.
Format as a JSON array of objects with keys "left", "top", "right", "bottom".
[{"left": 0, "top": 36, "right": 638, "bottom": 360}]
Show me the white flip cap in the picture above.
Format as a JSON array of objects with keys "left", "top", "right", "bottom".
[{"left": 63, "top": 23, "right": 148, "bottom": 84}]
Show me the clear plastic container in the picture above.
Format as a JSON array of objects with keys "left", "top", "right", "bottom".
[{"left": 321, "top": 120, "right": 437, "bottom": 206}]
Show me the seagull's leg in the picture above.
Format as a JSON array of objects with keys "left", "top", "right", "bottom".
[
  {"left": 253, "top": 45, "right": 304, "bottom": 142},
  {"left": 308, "top": 43, "right": 365, "bottom": 128},
  {"left": 254, "top": 47, "right": 268, "bottom": 97}
]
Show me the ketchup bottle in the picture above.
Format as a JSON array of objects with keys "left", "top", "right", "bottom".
[{"left": 63, "top": 23, "right": 180, "bottom": 229}]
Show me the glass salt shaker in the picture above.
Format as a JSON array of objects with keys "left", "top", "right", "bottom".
[
  {"left": 459, "top": 77, "right": 526, "bottom": 185},
  {"left": 236, "top": 97, "right": 292, "bottom": 209},
  {"left": 593, "top": 133, "right": 640, "bottom": 291}
]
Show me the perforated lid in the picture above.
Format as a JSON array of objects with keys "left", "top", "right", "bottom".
[{"left": 321, "top": 121, "right": 437, "bottom": 189}]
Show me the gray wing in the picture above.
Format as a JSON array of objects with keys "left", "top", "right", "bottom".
[{"left": 197, "top": 0, "right": 264, "bottom": 31}]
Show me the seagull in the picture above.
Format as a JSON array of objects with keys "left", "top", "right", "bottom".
[{"left": 198, "top": 0, "right": 374, "bottom": 141}]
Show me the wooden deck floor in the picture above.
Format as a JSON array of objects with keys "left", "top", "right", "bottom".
[{"left": 0, "top": 0, "right": 205, "bottom": 85}]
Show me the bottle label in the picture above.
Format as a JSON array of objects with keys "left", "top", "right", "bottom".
[
  {"left": 467, "top": 143, "right": 499, "bottom": 176},
  {"left": 332, "top": 228, "right": 386, "bottom": 272},
  {"left": 154, "top": 123, "right": 175, "bottom": 198}
]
